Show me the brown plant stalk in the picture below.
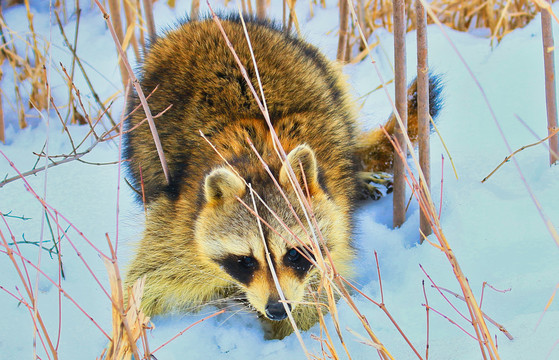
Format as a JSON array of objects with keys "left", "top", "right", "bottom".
[
  {"left": 416, "top": 0, "right": 431, "bottom": 240},
  {"left": 93, "top": 0, "right": 170, "bottom": 185},
  {"left": 540, "top": 0, "right": 559, "bottom": 165},
  {"left": 142, "top": 0, "right": 156, "bottom": 38},
  {"left": 337, "top": 0, "right": 349, "bottom": 62},
  {"left": 107, "top": 0, "right": 129, "bottom": 89},
  {"left": 392, "top": 0, "right": 408, "bottom": 228}
]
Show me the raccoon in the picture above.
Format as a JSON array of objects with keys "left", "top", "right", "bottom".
[{"left": 123, "top": 14, "right": 442, "bottom": 339}]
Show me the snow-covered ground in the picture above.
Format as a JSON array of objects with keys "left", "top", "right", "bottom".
[{"left": 1, "top": 1, "right": 558, "bottom": 359}]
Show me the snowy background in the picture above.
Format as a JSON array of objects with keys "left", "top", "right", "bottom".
[{"left": 1, "top": 0, "right": 558, "bottom": 359}]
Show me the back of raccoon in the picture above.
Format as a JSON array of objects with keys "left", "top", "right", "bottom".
[{"left": 124, "top": 14, "right": 359, "bottom": 208}]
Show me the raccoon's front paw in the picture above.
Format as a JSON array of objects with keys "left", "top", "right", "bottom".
[{"left": 357, "top": 171, "right": 393, "bottom": 200}]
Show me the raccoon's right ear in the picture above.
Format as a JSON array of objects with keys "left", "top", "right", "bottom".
[
  {"left": 279, "top": 144, "right": 321, "bottom": 195},
  {"left": 204, "top": 168, "right": 246, "bottom": 204}
]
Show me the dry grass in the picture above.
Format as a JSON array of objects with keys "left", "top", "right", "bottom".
[
  {"left": 340, "top": 0, "right": 542, "bottom": 62},
  {"left": 0, "top": 0, "right": 151, "bottom": 143},
  {"left": 0, "top": 0, "right": 48, "bottom": 137},
  {"left": 363, "top": 0, "right": 541, "bottom": 39}
]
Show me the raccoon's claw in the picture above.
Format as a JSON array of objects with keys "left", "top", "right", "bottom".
[{"left": 357, "top": 171, "right": 393, "bottom": 200}]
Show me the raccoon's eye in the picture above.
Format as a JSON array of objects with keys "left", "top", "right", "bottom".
[
  {"left": 217, "top": 255, "right": 259, "bottom": 285},
  {"left": 284, "top": 247, "right": 313, "bottom": 276},
  {"left": 286, "top": 248, "right": 300, "bottom": 263},
  {"left": 239, "top": 256, "right": 256, "bottom": 269}
]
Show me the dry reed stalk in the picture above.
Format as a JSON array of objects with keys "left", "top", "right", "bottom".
[
  {"left": 142, "top": 0, "right": 156, "bottom": 38},
  {"left": 247, "top": 0, "right": 253, "bottom": 15},
  {"left": 103, "top": 234, "right": 150, "bottom": 360},
  {"left": 23, "top": 0, "right": 48, "bottom": 113},
  {"left": 135, "top": 0, "right": 146, "bottom": 52},
  {"left": 285, "top": 0, "right": 301, "bottom": 36},
  {"left": 416, "top": 0, "right": 430, "bottom": 240},
  {"left": 392, "top": 0, "right": 407, "bottom": 228},
  {"left": 356, "top": 0, "right": 367, "bottom": 46},
  {"left": 191, "top": 0, "right": 201, "bottom": 20},
  {"left": 94, "top": 0, "right": 170, "bottom": 185},
  {"left": 256, "top": 0, "right": 266, "bottom": 19},
  {"left": 123, "top": 0, "right": 140, "bottom": 60},
  {"left": 337, "top": 0, "right": 349, "bottom": 62},
  {"left": 107, "top": 0, "right": 130, "bottom": 90},
  {"left": 540, "top": 1, "right": 559, "bottom": 165}
]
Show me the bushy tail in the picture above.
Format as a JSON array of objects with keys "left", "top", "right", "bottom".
[{"left": 355, "top": 74, "right": 443, "bottom": 172}]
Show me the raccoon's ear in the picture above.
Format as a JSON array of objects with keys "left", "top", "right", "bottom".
[
  {"left": 204, "top": 168, "right": 246, "bottom": 204},
  {"left": 279, "top": 144, "right": 320, "bottom": 194}
]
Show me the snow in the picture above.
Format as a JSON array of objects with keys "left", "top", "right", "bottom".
[{"left": 1, "top": 1, "right": 558, "bottom": 359}]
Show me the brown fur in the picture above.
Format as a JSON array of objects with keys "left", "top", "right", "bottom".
[{"left": 123, "top": 14, "right": 441, "bottom": 339}]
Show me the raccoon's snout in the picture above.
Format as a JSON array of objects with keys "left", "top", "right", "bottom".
[{"left": 265, "top": 300, "right": 291, "bottom": 321}]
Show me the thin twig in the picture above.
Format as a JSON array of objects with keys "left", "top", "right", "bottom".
[
  {"left": 422, "top": 281, "right": 430, "bottom": 360},
  {"left": 482, "top": 127, "right": 559, "bottom": 183}
]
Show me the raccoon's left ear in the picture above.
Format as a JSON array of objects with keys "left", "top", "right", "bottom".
[
  {"left": 279, "top": 144, "right": 321, "bottom": 195},
  {"left": 204, "top": 168, "right": 246, "bottom": 204}
]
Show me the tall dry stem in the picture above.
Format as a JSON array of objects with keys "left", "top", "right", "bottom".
[
  {"left": 107, "top": 0, "right": 129, "bottom": 89},
  {"left": 540, "top": 1, "right": 559, "bottom": 165},
  {"left": 256, "top": 0, "right": 266, "bottom": 19},
  {"left": 103, "top": 235, "right": 150, "bottom": 360},
  {"left": 392, "top": 0, "right": 407, "bottom": 228},
  {"left": 416, "top": 0, "right": 430, "bottom": 240},
  {"left": 123, "top": 0, "right": 140, "bottom": 60},
  {"left": 337, "top": 0, "right": 349, "bottom": 62},
  {"left": 142, "top": 0, "right": 156, "bottom": 38}
]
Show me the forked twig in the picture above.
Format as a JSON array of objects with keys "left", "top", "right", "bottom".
[
  {"left": 434, "top": 285, "right": 514, "bottom": 341},
  {"left": 482, "top": 127, "right": 559, "bottom": 183}
]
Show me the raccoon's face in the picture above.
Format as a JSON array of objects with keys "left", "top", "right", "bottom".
[{"left": 194, "top": 145, "right": 351, "bottom": 322}]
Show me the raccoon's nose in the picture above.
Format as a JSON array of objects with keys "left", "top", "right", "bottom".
[{"left": 265, "top": 300, "right": 291, "bottom": 321}]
